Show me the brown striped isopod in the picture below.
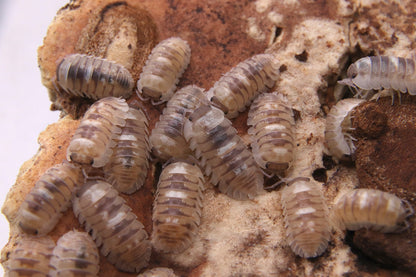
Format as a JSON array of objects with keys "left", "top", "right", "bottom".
[
  {"left": 50, "top": 230, "right": 99, "bottom": 277},
  {"left": 183, "top": 104, "right": 264, "bottom": 200},
  {"left": 333, "top": 189, "right": 414, "bottom": 233},
  {"left": 16, "top": 161, "right": 83, "bottom": 236},
  {"left": 137, "top": 267, "right": 178, "bottom": 277},
  {"left": 152, "top": 159, "right": 205, "bottom": 253},
  {"left": 56, "top": 54, "right": 134, "bottom": 100},
  {"left": 207, "top": 53, "right": 279, "bottom": 118},
  {"left": 72, "top": 179, "right": 151, "bottom": 273},
  {"left": 281, "top": 177, "right": 331, "bottom": 258},
  {"left": 136, "top": 37, "right": 191, "bottom": 103}
]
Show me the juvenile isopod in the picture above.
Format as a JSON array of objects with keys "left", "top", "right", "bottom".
[
  {"left": 16, "top": 161, "right": 83, "bottom": 236},
  {"left": 72, "top": 179, "right": 151, "bottom": 273},
  {"left": 149, "top": 85, "right": 209, "bottom": 160},
  {"left": 183, "top": 104, "right": 264, "bottom": 200},
  {"left": 137, "top": 267, "right": 178, "bottom": 277},
  {"left": 50, "top": 230, "right": 99, "bottom": 277},
  {"left": 333, "top": 189, "right": 414, "bottom": 233},
  {"left": 136, "top": 37, "right": 191, "bottom": 103},
  {"left": 152, "top": 159, "right": 205, "bottom": 253},
  {"left": 247, "top": 92, "right": 295, "bottom": 176},
  {"left": 281, "top": 177, "right": 331, "bottom": 258},
  {"left": 67, "top": 97, "right": 129, "bottom": 167},
  {"left": 207, "top": 53, "right": 279, "bottom": 118},
  {"left": 325, "top": 98, "right": 365, "bottom": 161},
  {"left": 56, "top": 54, "right": 134, "bottom": 100}
]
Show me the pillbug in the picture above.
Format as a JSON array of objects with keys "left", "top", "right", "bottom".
[
  {"left": 207, "top": 53, "right": 279, "bottom": 118},
  {"left": 50, "top": 230, "right": 99, "bottom": 277},
  {"left": 16, "top": 161, "right": 83, "bottom": 236},
  {"left": 104, "top": 105, "right": 150, "bottom": 194},
  {"left": 72, "top": 179, "right": 151, "bottom": 273},
  {"left": 333, "top": 189, "right": 414, "bottom": 233},
  {"left": 281, "top": 177, "right": 331, "bottom": 258},
  {"left": 56, "top": 54, "right": 134, "bottom": 100},
  {"left": 247, "top": 92, "right": 295, "bottom": 176},
  {"left": 137, "top": 267, "right": 178, "bottom": 277},
  {"left": 136, "top": 37, "right": 191, "bottom": 103},
  {"left": 150, "top": 85, "right": 209, "bottom": 160},
  {"left": 183, "top": 104, "right": 264, "bottom": 200},
  {"left": 152, "top": 159, "right": 205, "bottom": 253},
  {"left": 4, "top": 236, "right": 55, "bottom": 276},
  {"left": 325, "top": 98, "right": 365, "bottom": 161},
  {"left": 67, "top": 97, "right": 129, "bottom": 167}
]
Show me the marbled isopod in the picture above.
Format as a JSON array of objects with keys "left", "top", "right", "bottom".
[
  {"left": 281, "top": 177, "right": 331, "bottom": 258},
  {"left": 152, "top": 160, "right": 205, "bottom": 253},
  {"left": 247, "top": 92, "right": 295, "bottom": 176},
  {"left": 56, "top": 54, "right": 134, "bottom": 100},
  {"left": 149, "top": 85, "right": 209, "bottom": 160},
  {"left": 50, "top": 230, "right": 99, "bottom": 277},
  {"left": 183, "top": 104, "right": 264, "bottom": 200},
  {"left": 67, "top": 97, "right": 129, "bottom": 167},
  {"left": 325, "top": 98, "right": 365, "bottom": 161},
  {"left": 137, "top": 267, "right": 178, "bottom": 277},
  {"left": 16, "top": 161, "right": 83, "bottom": 236},
  {"left": 207, "top": 53, "right": 279, "bottom": 118},
  {"left": 104, "top": 105, "right": 150, "bottom": 194},
  {"left": 72, "top": 180, "right": 151, "bottom": 273},
  {"left": 136, "top": 37, "right": 191, "bottom": 102},
  {"left": 4, "top": 236, "right": 55, "bottom": 277},
  {"left": 333, "top": 189, "right": 414, "bottom": 233}
]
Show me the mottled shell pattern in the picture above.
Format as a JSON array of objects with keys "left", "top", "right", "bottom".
[
  {"left": 137, "top": 267, "right": 178, "bottom": 277},
  {"left": 183, "top": 104, "right": 264, "bottom": 200},
  {"left": 152, "top": 160, "right": 205, "bottom": 253}
]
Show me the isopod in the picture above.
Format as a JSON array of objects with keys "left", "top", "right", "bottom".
[
  {"left": 149, "top": 85, "right": 209, "bottom": 160},
  {"left": 67, "top": 97, "right": 129, "bottom": 167},
  {"left": 16, "top": 161, "right": 83, "bottom": 236},
  {"left": 183, "top": 104, "right": 264, "bottom": 200},
  {"left": 137, "top": 267, "right": 178, "bottom": 277},
  {"left": 56, "top": 54, "right": 134, "bottom": 99},
  {"left": 207, "top": 53, "right": 279, "bottom": 118},
  {"left": 281, "top": 177, "right": 331, "bottom": 258},
  {"left": 50, "top": 230, "right": 99, "bottom": 277},
  {"left": 152, "top": 159, "right": 205, "bottom": 253},
  {"left": 247, "top": 92, "right": 295, "bottom": 176},
  {"left": 72, "top": 179, "right": 151, "bottom": 273},
  {"left": 325, "top": 98, "right": 365, "bottom": 161},
  {"left": 136, "top": 37, "right": 191, "bottom": 102},
  {"left": 333, "top": 189, "right": 414, "bottom": 233},
  {"left": 104, "top": 105, "right": 150, "bottom": 194}
]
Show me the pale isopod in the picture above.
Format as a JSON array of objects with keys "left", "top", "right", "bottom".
[
  {"left": 137, "top": 267, "right": 178, "bottom": 277},
  {"left": 281, "top": 177, "right": 331, "bottom": 258},
  {"left": 16, "top": 161, "right": 83, "bottom": 236},
  {"left": 72, "top": 179, "right": 151, "bottom": 273},
  {"left": 149, "top": 85, "right": 209, "bottom": 160},
  {"left": 333, "top": 189, "right": 414, "bottom": 233},
  {"left": 247, "top": 92, "right": 295, "bottom": 176},
  {"left": 136, "top": 37, "right": 191, "bottom": 102},
  {"left": 207, "top": 53, "right": 279, "bottom": 118},
  {"left": 50, "top": 230, "right": 99, "bottom": 277},
  {"left": 152, "top": 159, "right": 205, "bottom": 253},
  {"left": 183, "top": 104, "right": 264, "bottom": 200},
  {"left": 56, "top": 54, "right": 134, "bottom": 99}
]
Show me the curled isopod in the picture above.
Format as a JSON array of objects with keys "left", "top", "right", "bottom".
[
  {"left": 152, "top": 159, "right": 205, "bottom": 253},
  {"left": 281, "top": 177, "right": 331, "bottom": 258},
  {"left": 56, "top": 54, "right": 134, "bottom": 100},
  {"left": 136, "top": 37, "right": 191, "bottom": 103},
  {"left": 183, "top": 104, "right": 264, "bottom": 200},
  {"left": 207, "top": 53, "right": 279, "bottom": 118},
  {"left": 247, "top": 92, "right": 295, "bottom": 176},
  {"left": 325, "top": 98, "right": 365, "bottom": 161},
  {"left": 72, "top": 179, "right": 151, "bottom": 273},
  {"left": 16, "top": 161, "right": 83, "bottom": 236},
  {"left": 104, "top": 105, "right": 150, "bottom": 194},
  {"left": 50, "top": 230, "right": 99, "bottom": 277},
  {"left": 137, "top": 267, "right": 178, "bottom": 277},
  {"left": 333, "top": 189, "right": 414, "bottom": 233},
  {"left": 149, "top": 85, "right": 209, "bottom": 160},
  {"left": 67, "top": 97, "right": 129, "bottom": 167}
]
